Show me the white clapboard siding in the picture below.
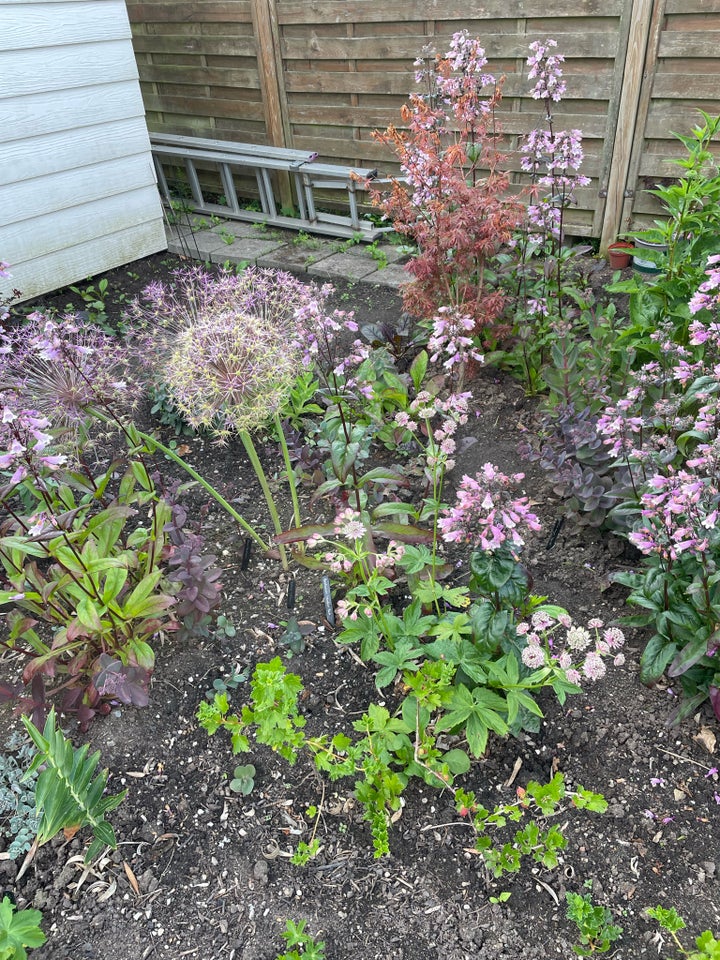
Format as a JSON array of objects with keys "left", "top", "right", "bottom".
[
  {"left": 2, "top": 154, "right": 158, "bottom": 226},
  {"left": 0, "top": 186, "right": 164, "bottom": 264},
  {"left": 0, "top": 118, "right": 158, "bottom": 184},
  {"left": 4, "top": 222, "right": 168, "bottom": 303},
  {"left": 5, "top": 81, "right": 148, "bottom": 143},
  {"left": 2, "top": 1, "right": 131, "bottom": 50},
  {"left": 0, "top": 0, "right": 165, "bottom": 303},
  {"left": 0, "top": 42, "right": 141, "bottom": 98}
]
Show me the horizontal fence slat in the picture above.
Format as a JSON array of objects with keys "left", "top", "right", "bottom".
[
  {"left": 276, "top": 0, "right": 624, "bottom": 24},
  {"left": 127, "top": 2, "right": 252, "bottom": 23},
  {"left": 658, "top": 31, "right": 720, "bottom": 58},
  {"left": 281, "top": 33, "right": 622, "bottom": 61}
]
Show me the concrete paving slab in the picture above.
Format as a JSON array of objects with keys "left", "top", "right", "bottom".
[
  {"left": 186, "top": 229, "right": 237, "bottom": 255},
  {"left": 346, "top": 243, "right": 407, "bottom": 265},
  {"left": 207, "top": 237, "right": 285, "bottom": 265},
  {"left": 210, "top": 221, "right": 264, "bottom": 240},
  {"left": 257, "top": 243, "right": 334, "bottom": 273},
  {"left": 365, "top": 263, "right": 410, "bottom": 289},
  {"left": 307, "top": 252, "right": 379, "bottom": 281}
]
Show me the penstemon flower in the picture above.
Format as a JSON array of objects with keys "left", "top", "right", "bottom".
[
  {"left": 0, "top": 398, "right": 67, "bottom": 486},
  {"left": 527, "top": 38, "right": 567, "bottom": 102},
  {"left": 438, "top": 463, "right": 541, "bottom": 550},
  {"left": 688, "top": 254, "right": 720, "bottom": 315}
]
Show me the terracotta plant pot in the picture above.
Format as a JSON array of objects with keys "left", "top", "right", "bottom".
[{"left": 607, "top": 241, "right": 634, "bottom": 270}]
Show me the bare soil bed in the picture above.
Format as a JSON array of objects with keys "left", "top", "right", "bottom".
[{"left": 1, "top": 253, "right": 719, "bottom": 960}]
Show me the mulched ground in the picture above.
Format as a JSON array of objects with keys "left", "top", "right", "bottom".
[{"left": 1, "top": 253, "right": 719, "bottom": 960}]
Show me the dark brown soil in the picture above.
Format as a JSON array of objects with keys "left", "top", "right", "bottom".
[{"left": 1, "top": 253, "right": 719, "bottom": 960}]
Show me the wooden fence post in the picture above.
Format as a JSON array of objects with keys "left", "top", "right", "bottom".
[
  {"left": 250, "top": 0, "right": 293, "bottom": 211},
  {"left": 599, "top": 0, "right": 657, "bottom": 253}
]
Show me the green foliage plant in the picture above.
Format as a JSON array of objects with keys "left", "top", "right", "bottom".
[
  {"left": 566, "top": 891, "right": 623, "bottom": 956},
  {"left": 18, "top": 708, "right": 126, "bottom": 876},
  {"left": 0, "top": 734, "right": 39, "bottom": 860},
  {"left": 68, "top": 278, "right": 111, "bottom": 332},
  {"left": 0, "top": 897, "right": 45, "bottom": 960},
  {"left": 0, "top": 403, "right": 177, "bottom": 725},
  {"left": 275, "top": 919, "right": 325, "bottom": 960},
  {"left": 648, "top": 906, "right": 720, "bottom": 960},
  {"left": 608, "top": 112, "right": 720, "bottom": 352},
  {"left": 229, "top": 763, "right": 255, "bottom": 795},
  {"left": 198, "top": 659, "right": 606, "bottom": 863}
]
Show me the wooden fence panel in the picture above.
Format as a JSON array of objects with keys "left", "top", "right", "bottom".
[
  {"left": 126, "top": 0, "right": 720, "bottom": 241},
  {"left": 621, "top": 0, "right": 720, "bottom": 230}
]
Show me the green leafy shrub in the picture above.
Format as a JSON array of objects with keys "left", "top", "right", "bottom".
[{"left": 0, "top": 897, "right": 45, "bottom": 960}]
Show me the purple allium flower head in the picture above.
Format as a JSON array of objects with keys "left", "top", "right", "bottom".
[
  {"left": 129, "top": 266, "right": 318, "bottom": 437},
  {"left": 0, "top": 314, "right": 135, "bottom": 430}
]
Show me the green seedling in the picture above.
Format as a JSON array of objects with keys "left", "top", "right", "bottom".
[
  {"left": 0, "top": 896, "right": 46, "bottom": 959},
  {"left": 229, "top": 763, "right": 256, "bottom": 795},
  {"left": 566, "top": 892, "right": 622, "bottom": 956}
]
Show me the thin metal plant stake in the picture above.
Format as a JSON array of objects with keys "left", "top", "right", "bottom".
[
  {"left": 322, "top": 573, "right": 335, "bottom": 626},
  {"left": 545, "top": 516, "right": 565, "bottom": 551},
  {"left": 241, "top": 538, "right": 253, "bottom": 571},
  {"left": 286, "top": 577, "right": 296, "bottom": 610}
]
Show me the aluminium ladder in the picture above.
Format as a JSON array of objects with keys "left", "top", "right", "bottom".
[{"left": 150, "top": 133, "right": 384, "bottom": 240}]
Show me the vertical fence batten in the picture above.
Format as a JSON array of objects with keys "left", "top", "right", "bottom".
[
  {"left": 616, "top": 0, "right": 668, "bottom": 241},
  {"left": 599, "top": 0, "right": 657, "bottom": 253},
  {"left": 126, "top": 1, "right": 720, "bottom": 242}
]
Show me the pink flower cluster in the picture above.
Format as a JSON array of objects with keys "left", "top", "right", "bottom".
[
  {"left": 427, "top": 306, "right": 484, "bottom": 373},
  {"left": 0, "top": 399, "right": 66, "bottom": 485},
  {"left": 688, "top": 254, "right": 720, "bottom": 315},
  {"left": 435, "top": 31, "right": 496, "bottom": 118},
  {"left": 518, "top": 612, "right": 625, "bottom": 683},
  {"left": 395, "top": 390, "right": 471, "bottom": 477},
  {"left": 519, "top": 40, "right": 590, "bottom": 245},
  {"left": 527, "top": 39, "right": 567, "bottom": 102},
  {"left": 438, "top": 463, "right": 541, "bottom": 551},
  {"left": 628, "top": 469, "right": 718, "bottom": 561}
]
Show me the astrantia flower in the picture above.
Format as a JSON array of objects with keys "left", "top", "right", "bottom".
[
  {"left": 566, "top": 625, "right": 591, "bottom": 651},
  {"left": 582, "top": 652, "right": 606, "bottom": 681},
  {"left": 131, "top": 267, "right": 310, "bottom": 437},
  {"left": 335, "top": 508, "right": 366, "bottom": 542},
  {"left": 521, "top": 645, "right": 545, "bottom": 669}
]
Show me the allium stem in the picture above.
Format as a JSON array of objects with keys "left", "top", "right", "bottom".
[
  {"left": 239, "top": 430, "right": 289, "bottom": 570},
  {"left": 274, "top": 414, "right": 303, "bottom": 535},
  {"left": 99, "top": 417, "right": 271, "bottom": 555}
]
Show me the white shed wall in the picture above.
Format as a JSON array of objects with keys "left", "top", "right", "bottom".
[{"left": 0, "top": 0, "right": 166, "bottom": 303}]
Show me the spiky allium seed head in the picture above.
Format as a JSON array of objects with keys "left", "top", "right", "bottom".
[
  {"left": 129, "top": 266, "right": 328, "bottom": 437},
  {"left": 0, "top": 312, "right": 135, "bottom": 428}
]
